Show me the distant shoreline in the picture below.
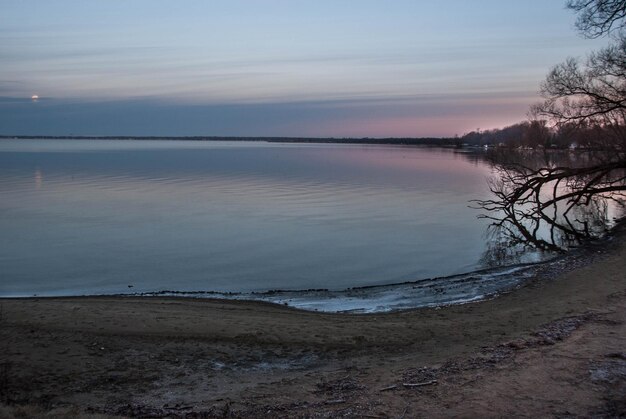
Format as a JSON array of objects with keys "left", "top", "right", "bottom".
[
  {"left": 0, "top": 135, "right": 461, "bottom": 147},
  {"left": 1, "top": 135, "right": 611, "bottom": 151}
]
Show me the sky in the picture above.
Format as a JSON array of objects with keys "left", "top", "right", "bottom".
[{"left": 0, "top": 1, "right": 607, "bottom": 137}]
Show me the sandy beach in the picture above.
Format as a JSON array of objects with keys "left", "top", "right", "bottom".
[{"left": 1, "top": 226, "right": 625, "bottom": 418}]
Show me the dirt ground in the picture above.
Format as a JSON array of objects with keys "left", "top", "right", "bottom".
[{"left": 0, "top": 227, "right": 625, "bottom": 418}]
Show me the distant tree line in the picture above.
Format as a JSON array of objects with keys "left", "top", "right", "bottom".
[
  {"left": 466, "top": 0, "right": 626, "bottom": 151},
  {"left": 459, "top": 119, "right": 622, "bottom": 149}
]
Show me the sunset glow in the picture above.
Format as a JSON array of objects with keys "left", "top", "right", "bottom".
[{"left": 0, "top": 1, "right": 606, "bottom": 137}]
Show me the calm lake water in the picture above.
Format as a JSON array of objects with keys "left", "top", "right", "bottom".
[{"left": 1, "top": 139, "right": 507, "bottom": 299}]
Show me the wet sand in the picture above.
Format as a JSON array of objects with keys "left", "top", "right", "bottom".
[{"left": 0, "top": 226, "right": 625, "bottom": 417}]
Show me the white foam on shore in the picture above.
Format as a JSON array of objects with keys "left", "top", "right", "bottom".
[{"left": 138, "top": 264, "right": 536, "bottom": 313}]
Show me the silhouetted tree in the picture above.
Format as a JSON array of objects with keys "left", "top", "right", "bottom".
[
  {"left": 532, "top": 38, "right": 626, "bottom": 151},
  {"left": 567, "top": 0, "right": 626, "bottom": 38}
]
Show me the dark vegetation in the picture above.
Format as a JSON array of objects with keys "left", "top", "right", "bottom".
[{"left": 460, "top": 120, "right": 621, "bottom": 149}]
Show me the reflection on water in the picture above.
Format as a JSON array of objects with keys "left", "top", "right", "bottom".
[
  {"left": 0, "top": 139, "right": 622, "bottom": 299},
  {"left": 476, "top": 149, "right": 625, "bottom": 267},
  {"left": 34, "top": 169, "right": 43, "bottom": 189},
  {"left": 479, "top": 198, "right": 617, "bottom": 268}
]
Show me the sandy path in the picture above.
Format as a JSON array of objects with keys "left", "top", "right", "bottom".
[{"left": 0, "top": 226, "right": 624, "bottom": 417}]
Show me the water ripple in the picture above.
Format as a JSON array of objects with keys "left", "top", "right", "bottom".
[{"left": 1, "top": 139, "right": 499, "bottom": 298}]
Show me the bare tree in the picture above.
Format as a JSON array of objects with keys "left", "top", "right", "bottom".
[
  {"left": 536, "top": 0, "right": 626, "bottom": 145},
  {"left": 474, "top": 1, "right": 626, "bottom": 256},
  {"left": 567, "top": 0, "right": 626, "bottom": 38},
  {"left": 532, "top": 36, "right": 626, "bottom": 151}
]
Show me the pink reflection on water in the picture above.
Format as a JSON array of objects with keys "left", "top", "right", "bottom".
[
  {"left": 303, "top": 144, "right": 491, "bottom": 177},
  {"left": 34, "top": 169, "right": 43, "bottom": 189}
]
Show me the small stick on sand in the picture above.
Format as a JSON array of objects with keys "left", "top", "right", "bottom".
[
  {"left": 325, "top": 399, "right": 346, "bottom": 405},
  {"left": 379, "top": 384, "right": 398, "bottom": 392},
  {"left": 164, "top": 405, "right": 194, "bottom": 410},
  {"left": 402, "top": 380, "right": 438, "bottom": 388}
]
